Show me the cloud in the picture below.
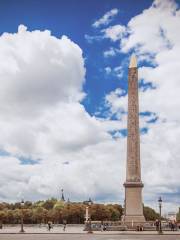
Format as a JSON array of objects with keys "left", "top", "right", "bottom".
[
  {"left": 102, "top": 24, "right": 126, "bottom": 41},
  {"left": 104, "top": 66, "right": 123, "bottom": 79},
  {"left": 105, "top": 66, "right": 112, "bottom": 74},
  {"left": 103, "top": 0, "right": 180, "bottom": 211},
  {"left": 92, "top": 8, "right": 118, "bottom": 28},
  {"left": 121, "top": 0, "right": 179, "bottom": 55},
  {"left": 0, "top": 25, "right": 125, "bottom": 203},
  {"left": 105, "top": 88, "right": 127, "bottom": 119},
  {"left": 114, "top": 66, "right": 123, "bottom": 78},
  {"left": 103, "top": 47, "right": 119, "bottom": 57},
  {"left": 84, "top": 34, "right": 103, "bottom": 43},
  {"left": 85, "top": 24, "right": 126, "bottom": 44},
  {"left": 0, "top": 25, "right": 86, "bottom": 118}
]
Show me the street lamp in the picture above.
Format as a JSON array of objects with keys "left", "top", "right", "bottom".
[
  {"left": 67, "top": 198, "right": 70, "bottom": 223},
  {"left": 87, "top": 198, "right": 93, "bottom": 234},
  {"left": 19, "top": 199, "right": 25, "bottom": 233},
  {"left": 158, "top": 197, "right": 163, "bottom": 234}
]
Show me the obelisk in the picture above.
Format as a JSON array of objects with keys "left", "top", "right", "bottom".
[{"left": 124, "top": 55, "right": 145, "bottom": 224}]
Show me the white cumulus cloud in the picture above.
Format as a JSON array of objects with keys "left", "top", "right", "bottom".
[{"left": 0, "top": 25, "right": 124, "bottom": 204}]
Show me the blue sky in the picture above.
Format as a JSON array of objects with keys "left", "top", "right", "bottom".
[
  {"left": 0, "top": 0, "right": 152, "bottom": 115},
  {"left": 0, "top": 0, "right": 180, "bottom": 213}
]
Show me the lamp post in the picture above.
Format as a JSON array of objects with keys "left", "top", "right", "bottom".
[
  {"left": 67, "top": 198, "right": 70, "bottom": 224},
  {"left": 158, "top": 197, "right": 163, "bottom": 234},
  {"left": 19, "top": 199, "right": 25, "bottom": 233},
  {"left": 87, "top": 198, "right": 93, "bottom": 234}
]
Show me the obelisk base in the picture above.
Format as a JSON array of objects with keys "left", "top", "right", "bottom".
[
  {"left": 124, "top": 182, "right": 145, "bottom": 226},
  {"left": 124, "top": 215, "right": 146, "bottom": 225}
]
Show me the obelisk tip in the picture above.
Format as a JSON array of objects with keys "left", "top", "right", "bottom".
[{"left": 129, "top": 54, "right": 137, "bottom": 68}]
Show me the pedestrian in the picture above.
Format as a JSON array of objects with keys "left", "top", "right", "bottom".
[
  {"left": 63, "top": 220, "right": 67, "bottom": 231},
  {"left": 103, "top": 224, "right": 107, "bottom": 231},
  {"left": 171, "top": 220, "right": 175, "bottom": 231},
  {"left": 140, "top": 224, "right": 143, "bottom": 231},
  {"left": 100, "top": 223, "right": 103, "bottom": 232},
  {"left": 169, "top": 221, "right": 172, "bottom": 230},
  {"left": 63, "top": 222, "right": 66, "bottom": 231},
  {"left": 47, "top": 221, "right": 52, "bottom": 231},
  {"left": 155, "top": 219, "right": 159, "bottom": 231}
]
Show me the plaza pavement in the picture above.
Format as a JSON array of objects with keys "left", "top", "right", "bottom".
[
  {"left": 0, "top": 225, "right": 180, "bottom": 239},
  {"left": 0, "top": 224, "right": 180, "bottom": 234}
]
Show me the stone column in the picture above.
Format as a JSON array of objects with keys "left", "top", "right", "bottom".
[
  {"left": 85, "top": 206, "right": 89, "bottom": 222},
  {"left": 124, "top": 55, "right": 145, "bottom": 224}
]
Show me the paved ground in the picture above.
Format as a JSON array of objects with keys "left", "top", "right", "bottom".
[
  {"left": 0, "top": 225, "right": 85, "bottom": 234},
  {"left": 0, "top": 226, "right": 180, "bottom": 234},
  {"left": 0, "top": 234, "right": 180, "bottom": 240},
  {"left": 0, "top": 226, "right": 180, "bottom": 240}
]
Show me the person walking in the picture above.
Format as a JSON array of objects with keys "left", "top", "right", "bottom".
[
  {"left": 155, "top": 219, "right": 159, "bottom": 231},
  {"left": 63, "top": 220, "right": 67, "bottom": 231},
  {"left": 100, "top": 222, "right": 103, "bottom": 232},
  {"left": 171, "top": 220, "right": 175, "bottom": 231},
  {"left": 47, "top": 221, "right": 52, "bottom": 231}
]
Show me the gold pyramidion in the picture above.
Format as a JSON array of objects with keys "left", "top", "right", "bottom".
[{"left": 129, "top": 54, "right": 137, "bottom": 68}]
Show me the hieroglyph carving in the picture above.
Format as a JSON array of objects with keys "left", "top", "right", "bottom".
[{"left": 127, "top": 68, "right": 141, "bottom": 182}]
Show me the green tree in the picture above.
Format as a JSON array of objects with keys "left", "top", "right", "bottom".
[
  {"left": 33, "top": 207, "right": 47, "bottom": 224},
  {"left": 42, "top": 198, "right": 57, "bottom": 210},
  {"left": 6, "top": 210, "right": 15, "bottom": 224},
  {"left": 0, "top": 210, "right": 7, "bottom": 224},
  {"left": 143, "top": 206, "right": 159, "bottom": 221},
  {"left": 91, "top": 204, "right": 110, "bottom": 221},
  {"left": 12, "top": 209, "right": 21, "bottom": 223},
  {"left": 24, "top": 201, "right": 33, "bottom": 209},
  {"left": 106, "top": 205, "right": 121, "bottom": 221},
  {"left": 23, "top": 209, "right": 34, "bottom": 224}
]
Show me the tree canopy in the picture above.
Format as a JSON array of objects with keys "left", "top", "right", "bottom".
[{"left": 0, "top": 199, "right": 159, "bottom": 224}]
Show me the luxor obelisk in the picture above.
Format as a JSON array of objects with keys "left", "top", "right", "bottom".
[{"left": 124, "top": 55, "right": 145, "bottom": 224}]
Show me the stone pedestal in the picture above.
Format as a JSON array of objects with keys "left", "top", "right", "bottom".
[{"left": 124, "top": 182, "right": 145, "bottom": 225}]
